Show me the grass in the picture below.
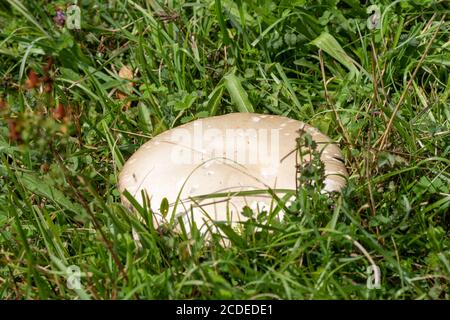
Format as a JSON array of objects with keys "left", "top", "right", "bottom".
[{"left": 0, "top": 0, "right": 449, "bottom": 299}]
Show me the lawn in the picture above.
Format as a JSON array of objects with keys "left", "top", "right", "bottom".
[{"left": 0, "top": 0, "right": 449, "bottom": 299}]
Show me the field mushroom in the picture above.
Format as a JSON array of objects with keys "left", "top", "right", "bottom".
[{"left": 118, "top": 113, "right": 347, "bottom": 234}]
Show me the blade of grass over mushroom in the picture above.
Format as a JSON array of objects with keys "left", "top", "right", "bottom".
[
  {"left": 265, "top": 189, "right": 296, "bottom": 223},
  {"left": 122, "top": 189, "right": 155, "bottom": 228},
  {"left": 205, "top": 82, "right": 225, "bottom": 116},
  {"left": 223, "top": 73, "right": 254, "bottom": 112},
  {"left": 214, "top": 222, "right": 247, "bottom": 248},
  {"left": 311, "top": 32, "right": 360, "bottom": 78},
  {"left": 189, "top": 189, "right": 296, "bottom": 202},
  {"left": 119, "top": 191, "right": 163, "bottom": 253}
]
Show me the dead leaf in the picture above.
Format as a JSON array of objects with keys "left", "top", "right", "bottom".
[
  {"left": 53, "top": 103, "right": 66, "bottom": 120},
  {"left": 25, "top": 70, "right": 40, "bottom": 89},
  {"left": 119, "top": 65, "right": 134, "bottom": 80},
  {"left": 41, "top": 57, "right": 55, "bottom": 93},
  {"left": 0, "top": 98, "right": 6, "bottom": 110},
  {"left": 8, "top": 119, "right": 21, "bottom": 142},
  {"left": 43, "top": 57, "right": 54, "bottom": 74},
  {"left": 40, "top": 163, "right": 50, "bottom": 173},
  {"left": 44, "top": 82, "right": 53, "bottom": 93},
  {"left": 117, "top": 65, "right": 135, "bottom": 109}
]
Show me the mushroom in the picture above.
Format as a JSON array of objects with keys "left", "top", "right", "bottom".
[{"left": 118, "top": 113, "right": 347, "bottom": 234}]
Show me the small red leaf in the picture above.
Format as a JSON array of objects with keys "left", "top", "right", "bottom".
[
  {"left": 43, "top": 57, "right": 54, "bottom": 75},
  {"left": 25, "top": 70, "right": 40, "bottom": 89},
  {"left": 43, "top": 81, "right": 53, "bottom": 93},
  {"left": 52, "top": 103, "right": 66, "bottom": 120},
  {"left": 8, "top": 119, "right": 21, "bottom": 142},
  {"left": 0, "top": 98, "right": 6, "bottom": 109}
]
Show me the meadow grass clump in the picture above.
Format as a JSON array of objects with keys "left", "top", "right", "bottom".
[{"left": 0, "top": 0, "right": 449, "bottom": 299}]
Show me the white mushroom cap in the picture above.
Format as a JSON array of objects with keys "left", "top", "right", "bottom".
[{"left": 118, "top": 113, "right": 347, "bottom": 234}]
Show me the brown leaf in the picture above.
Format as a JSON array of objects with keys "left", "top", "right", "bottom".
[
  {"left": 43, "top": 81, "right": 53, "bottom": 93},
  {"left": 117, "top": 65, "right": 134, "bottom": 110},
  {"left": 8, "top": 119, "right": 21, "bottom": 142},
  {"left": 0, "top": 98, "right": 6, "bottom": 110},
  {"left": 41, "top": 57, "right": 55, "bottom": 93},
  {"left": 43, "top": 57, "right": 54, "bottom": 75},
  {"left": 60, "top": 124, "right": 68, "bottom": 134},
  {"left": 25, "top": 70, "right": 40, "bottom": 89},
  {"left": 53, "top": 103, "right": 66, "bottom": 120},
  {"left": 119, "top": 65, "right": 134, "bottom": 81},
  {"left": 116, "top": 92, "right": 128, "bottom": 100},
  {"left": 116, "top": 92, "right": 132, "bottom": 110},
  {"left": 40, "top": 163, "right": 50, "bottom": 173}
]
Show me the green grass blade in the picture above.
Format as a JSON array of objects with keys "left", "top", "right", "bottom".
[
  {"left": 6, "top": 0, "right": 50, "bottom": 37},
  {"left": 223, "top": 73, "right": 254, "bottom": 113},
  {"left": 311, "top": 32, "right": 360, "bottom": 77}
]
